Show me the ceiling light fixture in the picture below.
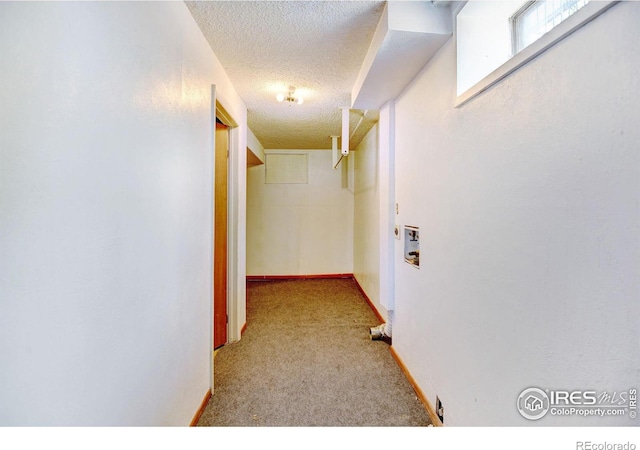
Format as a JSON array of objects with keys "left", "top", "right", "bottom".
[{"left": 276, "top": 86, "right": 303, "bottom": 105}]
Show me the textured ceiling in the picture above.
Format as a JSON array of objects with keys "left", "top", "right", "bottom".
[{"left": 186, "top": 1, "right": 385, "bottom": 150}]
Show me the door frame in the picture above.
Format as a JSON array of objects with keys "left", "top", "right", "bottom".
[
  {"left": 213, "top": 121, "right": 229, "bottom": 350},
  {"left": 210, "top": 86, "right": 239, "bottom": 392}
]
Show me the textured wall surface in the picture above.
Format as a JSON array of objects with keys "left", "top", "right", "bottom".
[
  {"left": 246, "top": 150, "right": 354, "bottom": 276},
  {"left": 392, "top": 2, "right": 639, "bottom": 426},
  {"left": 0, "top": 1, "right": 246, "bottom": 425},
  {"left": 353, "top": 125, "right": 384, "bottom": 318}
]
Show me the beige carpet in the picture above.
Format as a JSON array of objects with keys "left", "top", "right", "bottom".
[{"left": 196, "top": 278, "right": 432, "bottom": 427}]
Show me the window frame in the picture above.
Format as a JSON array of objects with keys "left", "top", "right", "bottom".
[
  {"left": 510, "top": 1, "right": 536, "bottom": 56},
  {"left": 510, "top": 0, "right": 590, "bottom": 55}
]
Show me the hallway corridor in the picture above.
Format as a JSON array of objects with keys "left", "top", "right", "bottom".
[{"left": 197, "top": 278, "right": 431, "bottom": 426}]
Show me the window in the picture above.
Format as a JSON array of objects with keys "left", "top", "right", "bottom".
[
  {"left": 455, "top": 0, "right": 617, "bottom": 107},
  {"left": 511, "top": 0, "right": 589, "bottom": 54}
]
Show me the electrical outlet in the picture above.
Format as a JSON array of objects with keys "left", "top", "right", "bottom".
[{"left": 436, "top": 396, "right": 444, "bottom": 423}]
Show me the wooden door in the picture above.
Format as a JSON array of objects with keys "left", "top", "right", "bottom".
[{"left": 214, "top": 122, "right": 228, "bottom": 349}]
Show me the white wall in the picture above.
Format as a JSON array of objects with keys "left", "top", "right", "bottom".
[
  {"left": 246, "top": 150, "right": 353, "bottom": 276},
  {"left": 353, "top": 125, "right": 383, "bottom": 316},
  {"left": 378, "top": 102, "right": 396, "bottom": 313},
  {"left": 456, "top": 0, "right": 522, "bottom": 95},
  {"left": 392, "top": 2, "right": 639, "bottom": 426},
  {"left": 351, "top": 102, "right": 395, "bottom": 320},
  {"left": 0, "top": 1, "right": 247, "bottom": 425}
]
